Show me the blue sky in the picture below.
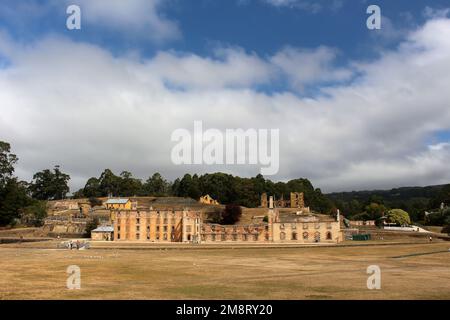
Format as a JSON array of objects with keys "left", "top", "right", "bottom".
[
  {"left": 2, "top": 1, "right": 448, "bottom": 59},
  {"left": 1, "top": 0, "right": 449, "bottom": 95},
  {"left": 1, "top": 0, "right": 450, "bottom": 192}
]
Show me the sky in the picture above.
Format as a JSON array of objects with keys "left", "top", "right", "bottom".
[{"left": 1, "top": 0, "right": 450, "bottom": 193}]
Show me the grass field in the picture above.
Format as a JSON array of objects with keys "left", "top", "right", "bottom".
[{"left": 0, "top": 242, "right": 449, "bottom": 300}]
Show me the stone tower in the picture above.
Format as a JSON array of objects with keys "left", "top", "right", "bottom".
[
  {"left": 261, "top": 193, "right": 268, "bottom": 208},
  {"left": 290, "top": 192, "right": 305, "bottom": 208}
]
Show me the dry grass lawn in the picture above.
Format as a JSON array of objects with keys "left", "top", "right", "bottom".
[{"left": 0, "top": 242, "right": 449, "bottom": 300}]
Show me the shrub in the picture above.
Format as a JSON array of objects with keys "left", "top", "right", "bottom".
[
  {"left": 84, "top": 217, "right": 99, "bottom": 238},
  {"left": 220, "top": 204, "right": 242, "bottom": 225},
  {"left": 89, "top": 197, "right": 103, "bottom": 207},
  {"left": 386, "top": 209, "right": 411, "bottom": 225}
]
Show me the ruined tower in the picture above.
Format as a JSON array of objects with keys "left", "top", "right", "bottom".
[
  {"left": 260, "top": 193, "right": 268, "bottom": 208},
  {"left": 290, "top": 192, "right": 305, "bottom": 209}
]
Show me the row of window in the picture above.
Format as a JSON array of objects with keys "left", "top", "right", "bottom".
[
  {"left": 279, "top": 231, "right": 333, "bottom": 241},
  {"left": 115, "top": 231, "right": 333, "bottom": 242},
  {"left": 118, "top": 225, "right": 177, "bottom": 232},
  {"left": 279, "top": 223, "right": 333, "bottom": 230},
  {"left": 117, "top": 211, "right": 185, "bottom": 219},
  {"left": 117, "top": 218, "right": 178, "bottom": 225},
  {"left": 116, "top": 232, "right": 176, "bottom": 241},
  {"left": 203, "top": 233, "right": 267, "bottom": 241},
  {"left": 203, "top": 225, "right": 269, "bottom": 233}
]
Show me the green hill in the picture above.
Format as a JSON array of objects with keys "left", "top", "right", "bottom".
[{"left": 326, "top": 184, "right": 450, "bottom": 221}]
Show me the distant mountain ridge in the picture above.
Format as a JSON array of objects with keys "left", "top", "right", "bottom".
[
  {"left": 326, "top": 183, "right": 450, "bottom": 221},
  {"left": 326, "top": 184, "right": 448, "bottom": 202}
]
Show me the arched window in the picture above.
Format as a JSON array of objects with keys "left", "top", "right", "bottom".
[
  {"left": 314, "top": 232, "right": 321, "bottom": 242},
  {"left": 326, "top": 232, "right": 332, "bottom": 240},
  {"left": 303, "top": 232, "right": 308, "bottom": 240},
  {"left": 280, "top": 232, "right": 286, "bottom": 240},
  {"left": 292, "top": 232, "right": 297, "bottom": 240}
]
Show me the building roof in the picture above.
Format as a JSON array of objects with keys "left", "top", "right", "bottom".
[
  {"left": 105, "top": 198, "right": 130, "bottom": 204},
  {"left": 92, "top": 226, "right": 114, "bottom": 232}
]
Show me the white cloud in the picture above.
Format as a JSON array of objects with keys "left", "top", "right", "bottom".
[
  {"left": 1, "top": 17, "right": 450, "bottom": 193},
  {"left": 263, "top": 0, "right": 343, "bottom": 13},
  {"left": 67, "top": 0, "right": 180, "bottom": 42},
  {"left": 423, "top": 6, "right": 450, "bottom": 19},
  {"left": 271, "top": 46, "right": 353, "bottom": 90},
  {"left": 147, "top": 47, "right": 274, "bottom": 90},
  {"left": 0, "top": 0, "right": 180, "bottom": 42}
]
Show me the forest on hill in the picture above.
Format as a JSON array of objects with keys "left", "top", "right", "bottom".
[
  {"left": 2, "top": 139, "right": 449, "bottom": 228},
  {"left": 327, "top": 184, "right": 450, "bottom": 222},
  {"left": 73, "top": 170, "right": 333, "bottom": 213}
]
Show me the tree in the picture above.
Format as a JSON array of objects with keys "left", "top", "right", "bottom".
[
  {"left": 82, "top": 177, "right": 101, "bottom": 198},
  {"left": 386, "top": 209, "right": 411, "bottom": 226},
  {"left": 171, "top": 178, "right": 181, "bottom": 196},
  {"left": 220, "top": 204, "right": 242, "bottom": 225},
  {"left": 99, "top": 169, "right": 121, "bottom": 196},
  {"left": 20, "top": 200, "right": 47, "bottom": 227},
  {"left": 176, "top": 174, "right": 201, "bottom": 200},
  {"left": 29, "top": 165, "right": 70, "bottom": 200},
  {"left": 311, "top": 188, "right": 333, "bottom": 213},
  {"left": 426, "top": 207, "right": 450, "bottom": 226},
  {"left": 118, "top": 171, "right": 142, "bottom": 196},
  {"left": 142, "top": 173, "right": 169, "bottom": 196},
  {"left": 0, "top": 141, "right": 34, "bottom": 226},
  {"left": 29, "top": 169, "right": 53, "bottom": 200},
  {"left": 72, "top": 188, "right": 85, "bottom": 199},
  {"left": 0, "top": 141, "right": 18, "bottom": 190},
  {"left": 0, "top": 178, "right": 30, "bottom": 226},
  {"left": 52, "top": 165, "right": 70, "bottom": 200},
  {"left": 429, "top": 184, "right": 450, "bottom": 209},
  {"left": 199, "top": 173, "right": 238, "bottom": 204},
  {"left": 84, "top": 217, "right": 99, "bottom": 238},
  {"left": 88, "top": 197, "right": 103, "bottom": 207},
  {"left": 364, "top": 203, "right": 387, "bottom": 220},
  {"left": 442, "top": 216, "right": 450, "bottom": 234}
]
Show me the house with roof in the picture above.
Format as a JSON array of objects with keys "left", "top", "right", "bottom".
[
  {"left": 91, "top": 225, "right": 114, "bottom": 241},
  {"left": 199, "top": 194, "right": 219, "bottom": 205},
  {"left": 105, "top": 198, "right": 132, "bottom": 210}
]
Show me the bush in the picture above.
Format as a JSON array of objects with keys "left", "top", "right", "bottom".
[
  {"left": 84, "top": 217, "right": 99, "bottom": 238},
  {"left": 20, "top": 200, "right": 47, "bottom": 227},
  {"left": 386, "top": 209, "right": 411, "bottom": 225},
  {"left": 442, "top": 216, "right": 450, "bottom": 234},
  {"left": 425, "top": 208, "right": 450, "bottom": 226},
  {"left": 220, "top": 204, "right": 242, "bottom": 225},
  {"left": 442, "top": 224, "right": 450, "bottom": 234},
  {"left": 89, "top": 197, "right": 103, "bottom": 207}
]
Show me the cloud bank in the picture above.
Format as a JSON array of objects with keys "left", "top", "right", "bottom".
[{"left": 1, "top": 16, "right": 450, "bottom": 192}]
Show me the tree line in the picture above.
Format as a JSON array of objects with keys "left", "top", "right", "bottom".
[
  {"left": 0, "top": 141, "right": 46, "bottom": 226},
  {"left": 328, "top": 184, "right": 450, "bottom": 227},
  {"left": 73, "top": 170, "right": 333, "bottom": 213},
  {"left": 2, "top": 139, "right": 448, "bottom": 230},
  {"left": 0, "top": 140, "right": 333, "bottom": 227}
]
